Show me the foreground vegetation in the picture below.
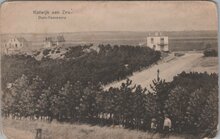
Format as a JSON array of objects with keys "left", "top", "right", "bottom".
[
  {"left": 3, "top": 118, "right": 199, "bottom": 139},
  {"left": 2, "top": 71, "right": 218, "bottom": 138},
  {"left": 1, "top": 45, "right": 218, "bottom": 138}
]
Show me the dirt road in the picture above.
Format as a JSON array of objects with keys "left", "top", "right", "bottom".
[{"left": 105, "top": 52, "right": 207, "bottom": 90}]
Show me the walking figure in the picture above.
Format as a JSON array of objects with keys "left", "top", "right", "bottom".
[
  {"left": 35, "top": 128, "right": 42, "bottom": 139},
  {"left": 151, "top": 118, "right": 157, "bottom": 133},
  {"left": 150, "top": 118, "right": 158, "bottom": 139},
  {"left": 162, "top": 115, "right": 172, "bottom": 138}
]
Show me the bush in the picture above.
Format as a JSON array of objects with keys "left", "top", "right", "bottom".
[
  {"left": 203, "top": 49, "right": 218, "bottom": 57},
  {"left": 56, "top": 50, "right": 60, "bottom": 53},
  {"left": 34, "top": 51, "right": 41, "bottom": 56},
  {"left": 42, "top": 49, "right": 51, "bottom": 56}
]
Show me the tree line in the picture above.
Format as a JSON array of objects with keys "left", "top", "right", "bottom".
[
  {"left": 2, "top": 71, "right": 218, "bottom": 137},
  {"left": 1, "top": 44, "right": 161, "bottom": 91}
]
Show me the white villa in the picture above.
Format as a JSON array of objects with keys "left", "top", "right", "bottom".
[
  {"left": 4, "top": 37, "right": 28, "bottom": 54},
  {"left": 146, "top": 32, "right": 169, "bottom": 52}
]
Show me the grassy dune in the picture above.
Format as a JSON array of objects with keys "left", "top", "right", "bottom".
[
  {"left": 190, "top": 56, "right": 218, "bottom": 73},
  {"left": 3, "top": 119, "right": 199, "bottom": 139}
]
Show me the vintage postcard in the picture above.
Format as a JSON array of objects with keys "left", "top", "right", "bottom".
[{"left": 0, "top": 1, "right": 218, "bottom": 139}]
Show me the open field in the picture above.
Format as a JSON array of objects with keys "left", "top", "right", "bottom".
[
  {"left": 190, "top": 56, "right": 218, "bottom": 73},
  {"left": 3, "top": 119, "right": 199, "bottom": 139},
  {"left": 105, "top": 52, "right": 218, "bottom": 90}
]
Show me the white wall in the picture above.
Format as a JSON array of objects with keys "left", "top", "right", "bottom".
[
  {"left": 146, "top": 36, "right": 169, "bottom": 51},
  {"left": 44, "top": 42, "right": 51, "bottom": 48}
]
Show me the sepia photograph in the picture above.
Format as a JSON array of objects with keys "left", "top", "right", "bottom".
[{"left": 0, "top": 1, "right": 218, "bottom": 139}]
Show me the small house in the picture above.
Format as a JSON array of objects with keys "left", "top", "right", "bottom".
[
  {"left": 4, "top": 37, "right": 28, "bottom": 54},
  {"left": 44, "top": 35, "right": 65, "bottom": 48}
]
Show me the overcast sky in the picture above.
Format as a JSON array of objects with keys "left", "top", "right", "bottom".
[{"left": 0, "top": 1, "right": 218, "bottom": 33}]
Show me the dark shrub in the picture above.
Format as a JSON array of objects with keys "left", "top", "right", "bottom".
[
  {"left": 203, "top": 49, "right": 218, "bottom": 57},
  {"left": 56, "top": 50, "right": 60, "bottom": 53},
  {"left": 42, "top": 49, "right": 51, "bottom": 56}
]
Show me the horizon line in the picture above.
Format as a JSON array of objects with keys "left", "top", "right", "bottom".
[{"left": 0, "top": 29, "right": 218, "bottom": 35}]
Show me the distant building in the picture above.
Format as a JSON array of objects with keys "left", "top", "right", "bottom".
[
  {"left": 57, "top": 35, "right": 65, "bottom": 45},
  {"left": 44, "top": 37, "right": 56, "bottom": 48},
  {"left": 44, "top": 35, "right": 65, "bottom": 48},
  {"left": 146, "top": 32, "right": 169, "bottom": 52},
  {"left": 4, "top": 37, "right": 28, "bottom": 54}
]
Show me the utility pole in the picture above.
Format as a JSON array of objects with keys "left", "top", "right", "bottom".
[{"left": 157, "top": 69, "right": 160, "bottom": 81}]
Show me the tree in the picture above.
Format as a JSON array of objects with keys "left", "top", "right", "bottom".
[
  {"left": 185, "top": 88, "right": 217, "bottom": 135},
  {"left": 149, "top": 73, "right": 170, "bottom": 130},
  {"left": 79, "top": 82, "right": 100, "bottom": 122},
  {"left": 37, "top": 87, "right": 53, "bottom": 120},
  {"left": 164, "top": 86, "right": 189, "bottom": 132},
  {"left": 71, "top": 81, "right": 84, "bottom": 121},
  {"left": 2, "top": 74, "right": 30, "bottom": 118},
  {"left": 144, "top": 92, "right": 158, "bottom": 129},
  {"left": 132, "top": 85, "right": 147, "bottom": 129},
  {"left": 27, "top": 76, "right": 46, "bottom": 118},
  {"left": 119, "top": 79, "right": 136, "bottom": 127},
  {"left": 200, "top": 87, "right": 218, "bottom": 138}
]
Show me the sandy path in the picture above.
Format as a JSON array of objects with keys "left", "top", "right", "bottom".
[{"left": 105, "top": 52, "right": 203, "bottom": 90}]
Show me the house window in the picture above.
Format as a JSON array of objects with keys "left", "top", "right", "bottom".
[
  {"left": 15, "top": 44, "right": 17, "bottom": 47},
  {"left": 160, "top": 38, "right": 164, "bottom": 44},
  {"left": 151, "top": 38, "right": 154, "bottom": 43}
]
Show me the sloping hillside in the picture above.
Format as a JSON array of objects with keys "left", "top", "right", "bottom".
[{"left": 3, "top": 119, "right": 199, "bottom": 139}]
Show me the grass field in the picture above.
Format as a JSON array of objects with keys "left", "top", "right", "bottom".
[
  {"left": 190, "top": 56, "right": 218, "bottom": 73},
  {"left": 2, "top": 119, "right": 200, "bottom": 139}
]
